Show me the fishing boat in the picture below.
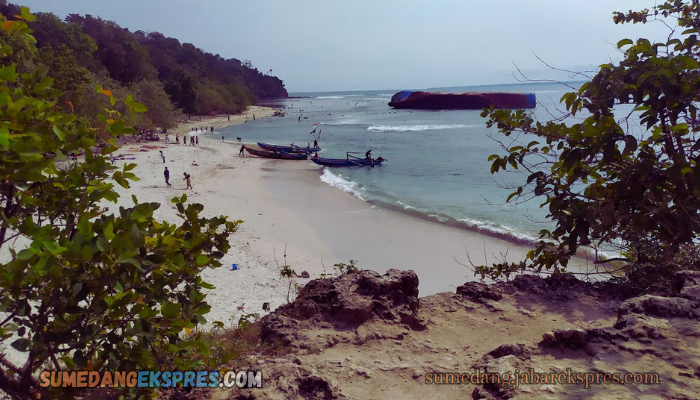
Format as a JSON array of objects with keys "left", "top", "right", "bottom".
[
  {"left": 258, "top": 142, "right": 320, "bottom": 154},
  {"left": 245, "top": 147, "right": 308, "bottom": 160},
  {"left": 310, "top": 153, "right": 385, "bottom": 167}
]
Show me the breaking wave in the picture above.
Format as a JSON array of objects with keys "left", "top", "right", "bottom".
[
  {"left": 367, "top": 124, "right": 475, "bottom": 132},
  {"left": 319, "top": 169, "right": 366, "bottom": 201}
]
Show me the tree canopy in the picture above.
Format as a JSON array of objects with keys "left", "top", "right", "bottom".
[
  {"left": 0, "top": 8, "right": 241, "bottom": 399},
  {"left": 480, "top": 0, "right": 700, "bottom": 291},
  {"left": 0, "top": 2, "right": 288, "bottom": 127}
]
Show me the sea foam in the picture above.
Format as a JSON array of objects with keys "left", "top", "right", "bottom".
[
  {"left": 319, "top": 169, "right": 366, "bottom": 201},
  {"left": 367, "top": 124, "right": 475, "bottom": 132}
]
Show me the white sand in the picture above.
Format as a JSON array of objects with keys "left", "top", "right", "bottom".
[
  {"left": 111, "top": 105, "right": 598, "bottom": 325},
  {"left": 111, "top": 107, "right": 334, "bottom": 327}
]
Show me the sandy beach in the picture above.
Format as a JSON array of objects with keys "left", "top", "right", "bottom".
[
  {"left": 109, "top": 107, "right": 335, "bottom": 326},
  {"left": 110, "top": 106, "right": 598, "bottom": 326}
]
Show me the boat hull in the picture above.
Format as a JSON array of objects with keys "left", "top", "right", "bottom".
[
  {"left": 310, "top": 157, "right": 384, "bottom": 167},
  {"left": 246, "top": 147, "right": 307, "bottom": 160},
  {"left": 388, "top": 91, "right": 536, "bottom": 110},
  {"left": 258, "top": 142, "right": 320, "bottom": 154}
]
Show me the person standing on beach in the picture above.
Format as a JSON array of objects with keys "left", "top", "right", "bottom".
[
  {"left": 160, "top": 150, "right": 165, "bottom": 163},
  {"left": 190, "top": 136, "right": 194, "bottom": 146},
  {"left": 164, "top": 167, "right": 171, "bottom": 187},
  {"left": 183, "top": 172, "right": 192, "bottom": 189},
  {"left": 227, "top": 116, "right": 230, "bottom": 121},
  {"left": 239, "top": 145, "right": 245, "bottom": 156},
  {"left": 165, "top": 133, "right": 170, "bottom": 144},
  {"left": 195, "top": 136, "right": 199, "bottom": 146},
  {"left": 175, "top": 133, "right": 179, "bottom": 144}
]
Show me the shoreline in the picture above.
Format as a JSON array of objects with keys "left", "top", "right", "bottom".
[
  {"left": 260, "top": 161, "right": 598, "bottom": 296},
  {"left": 111, "top": 106, "right": 599, "bottom": 323}
]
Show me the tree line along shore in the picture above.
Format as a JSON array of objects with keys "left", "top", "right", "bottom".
[{"left": 0, "top": 2, "right": 288, "bottom": 133}]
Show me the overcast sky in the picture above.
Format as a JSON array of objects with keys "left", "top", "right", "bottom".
[{"left": 23, "top": 0, "right": 670, "bottom": 93}]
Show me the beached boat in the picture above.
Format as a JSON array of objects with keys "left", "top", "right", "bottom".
[
  {"left": 311, "top": 153, "right": 385, "bottom": 167},
  {"left": 388, "top": 91, "right": 536, "bottom": 110},
  {"left": 258, "top": 142, "right": 320, "bottom": 154},
  {"left": 246, "top": 147, "right": 308, "bottom": 160}
]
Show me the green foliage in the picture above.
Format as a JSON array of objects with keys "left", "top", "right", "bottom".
[
  {"left": 0, "top": 10, "right": 240, "bottom": 399},
  {"left": 128, "top": 79, "right": 183, "bottom": 129},
  {"left": 65, "top": 14, "right": 157, "bottom": 86},
  {"left": 0, "top": 13, "right": 37, "bottom": 73},
  {"left": 1, "top": 4, "right": 287, "bottom": 127},
  {"left": 275, "top": 246, "right": 299, "bottom": 304},
  {"left": 478, "top": 0, "right": 700, "bottom": 289},
  {"left": 66, "top": 14, "right": 286, "bottom": 114},
  {"left": 334, "top": 260, "right": 359, "bottom": 275}
]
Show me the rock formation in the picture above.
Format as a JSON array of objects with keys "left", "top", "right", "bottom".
[{"left": 208, "top": 270, "right": 699, "bottom": 400}]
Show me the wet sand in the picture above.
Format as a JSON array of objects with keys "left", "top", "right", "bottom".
[{"left": 264, "top": 161, "right": 598, "bottom": 295}]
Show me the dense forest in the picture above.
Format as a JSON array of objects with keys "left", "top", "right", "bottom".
[{"left": 0, "top": 3, "right": 287, "bottom": 129}]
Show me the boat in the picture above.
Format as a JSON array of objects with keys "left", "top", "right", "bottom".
[
  {"left": 388, "top": 91, "right": 536, "bottom": 110},
  {"left": 310, "top": 153, "right": 385, "bottom": 167},
  {"left": 245, "top": 147, "right": 308, "bottom": 160},
  {"left": 258, "top": 142, "right": 320, "bottom": 154}
]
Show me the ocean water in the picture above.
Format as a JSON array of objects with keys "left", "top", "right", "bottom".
[{"left": 219, "top": 82, "right": 586, "bottom": 244}]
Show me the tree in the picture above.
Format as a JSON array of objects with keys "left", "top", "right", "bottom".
[
  {"left": 128, "top": 79, "right": 183, "bottom": 129},
  {"left": 65, "top": 14, "right": 157, "bottom": 85},
  {"left": 30, "top": 12, "right": 98, "bottom": 69},
  {"left": 0, "top": 9, "right": 240, "bottom": 399},
  {"left": 479, "top": 0, "right": 700, "bottom": 291}
]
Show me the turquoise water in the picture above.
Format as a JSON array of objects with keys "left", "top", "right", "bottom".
[{"left": 219, "top": 82, "right": 584, "bottom": 244}]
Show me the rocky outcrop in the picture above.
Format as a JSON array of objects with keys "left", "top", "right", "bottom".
[
  {"left": 456, "top": 273, "right": 620, "bottom": 304},
  {"left": 206, "top": 270, "right": 699, "bottom": 400},
  {"left": 472, "top": 271, "right": 700, "bottom": 400},
  {"left": 261, "top": 269, "right": 425, "bottom": 350},
  {"left": 226, "top": 359, "right": 349, "bottom": 400}
]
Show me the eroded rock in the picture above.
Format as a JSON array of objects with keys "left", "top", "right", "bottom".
[
  {"left": 261, "top": 269, "right": 425, "bottom": 350},
  {"left": 471, "top": 270, "right": 700, "bottom": 399}
]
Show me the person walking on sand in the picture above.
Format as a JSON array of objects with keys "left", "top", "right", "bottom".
[
  {"left": 239, "top": 144, "right": 245, "bottom": 156},
  {"left": 183, "top": 172, "right": 192, "bottom": 189},
  {"left": 164, "top": 167, "right": 171, "bottom": 187},
  {"left": 175, "top": 133, "right": 180, "bottom": 144},
  {"left": 190, "top": 136, "right": 194, "bottom": 146},
  {"left": 160, "top": 150, "right": 165, "bottom": 163},
  {"left": 195, "top": 136, "right": 199, "bottom": 146},
  {"left": 165, "top": 133, "right": 170, "bottom": 144}
]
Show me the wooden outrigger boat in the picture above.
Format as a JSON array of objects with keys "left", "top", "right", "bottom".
[
  {"left": 258, "top": 142, "right": 320, "bottom": 154},
  {"left": 246, "top": 147, "right": 308, "bottom": 160},
  {"left": 310, "top": 152, "right": 385, "bottom": 167}
]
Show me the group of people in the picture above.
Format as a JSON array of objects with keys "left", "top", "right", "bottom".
[
  {"left": 169, "top": 133, "right": 199, "bottom": 146},
  {"left": 163, "top": 167, "right": 192, "bottom": 190}
]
